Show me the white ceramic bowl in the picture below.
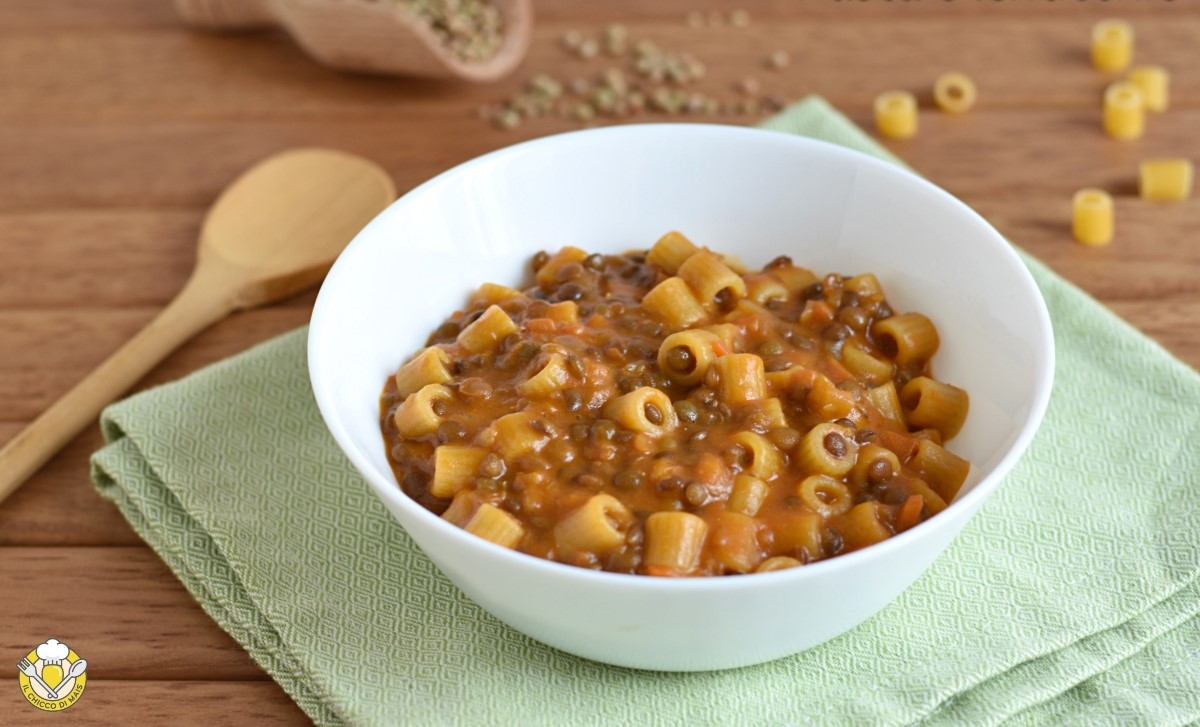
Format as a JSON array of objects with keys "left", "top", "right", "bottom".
[{"left": 309, "top": 124, "right": 1054, "bottom": 671}]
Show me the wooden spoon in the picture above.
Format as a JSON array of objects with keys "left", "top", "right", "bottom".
[
  {"left": 0, "top": 148, "right": 396, "bottom": 505},
  {"left": 173, "top": 0, "right": 533, "bottom": 82}
]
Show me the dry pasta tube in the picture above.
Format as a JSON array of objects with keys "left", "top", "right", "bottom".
[
  {"left": 1129, "top": 65, "right": 1168, "bottom": 113},
  {"left": 1139, "top": 159, "right": 1193, "bottom": 202},
  {"left": 393, "top": 346, "right": 451, "bottom": 398},
  {"left": 658, "top": 329, "right": 723, "bottom": 386},
  {"left": 872, "top": 313, "right": 940, "bottom": 365},
  {"left": 604, "top": 386, "right": 678, "bottom": 436},
  {"left": 795, "top": 422, "right": 859, "bottom": 477},
  {"left": 429, "top": 445, "right": 488, "bottom": 499},
  {"left": 1072, "top": 188, "right": 1114, "bottom": 247},
  {"left": 756, "top": 556, "right": 802, "bottom": 573},
  {"left": 642, "top": 276, "right": 707, "bottom": 328},
  {"left": 933, "top": 72, "right": 977, "bottom": 114},
  {"left": 710, "top": 511, "right": 764, "bottom": 574},
  {"left": 677, "top": 250, "right": 747, "bottom": 307},
  {"left": 874, "top": 90, "right": 917, "bottom": 140},
  {"left": 457, "top": 305, "right": 518, "bottom": 354},
  {"left": 394, "top": 383, "right": 453, "bottom": 438},
  {"left": 1092, "top": 19, "right": 1134, "bottom": 73},
  {"left": 796, "top": 475, "right": 853, "bottom": 519},
  {"left": 1104, "top": 81, "right": 1144, "bottom": 140},
  {"left": 731, "top": 431, "right": 784, "bottom": 479},
  {"left": 836, "top": 502, "right": 892, "bottom": 552},
  {"left": 554, "top": 494, "right": 632, "bottom": 555},
  {"left": 727, "top": 473, "right": 769, "bottom": 516},
  {"left": 518, "top": 353, "right": 574, "bottom": 398},
  {"left": 643, "top": 511, "right": 708, "bottom": 577},
  {"left": 464, "top": 503, "right": 525, "bottom": 549},
  {"left": 911, "top": 439, "right": 971, "bottom": 503},
  {"left": 900, "top": 376, "right": 969, "bottom": 440},
  {"left": 712, "top": 353, "right": 767, "bottom": 404},
  {"left": 646, "top": 231, "right": 700, "bottom": 274}
]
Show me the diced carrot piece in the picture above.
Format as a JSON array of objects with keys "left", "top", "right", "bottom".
[{"left": 896, "top": 494, "right": 924, "bottom": 532}]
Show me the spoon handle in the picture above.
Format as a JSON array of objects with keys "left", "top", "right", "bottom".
[
  {"left": 172, "top": 0, "right": 277, "bottom": 28},
  {"left": 0, "top": 265, "right": 236, "bottom": 505}
]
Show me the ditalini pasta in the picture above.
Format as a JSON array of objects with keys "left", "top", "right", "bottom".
[
  {"left": 1072, "top": 188, "right": 1114, "bottom": 246},
  {"left": 1139, "top": 159, "right": 1193, "bottom": 202},
  {"left": 933, "top": 72, "right": 977, "bottom": 114},
  {"left": 380, "top": 234, "right": 972, "bottom": 575},
  {"left": 1129, "top": 65, "right": 1168, "bottom": 113},
  {"left": 1092, "top": 19, "right": 1134, "bottom": 73},
  {"left": 874, "top": 90, "right": 918, "bottom": 140},
  {"left": 1103, "top": 81, "right": 1144, "bottom": 140}
]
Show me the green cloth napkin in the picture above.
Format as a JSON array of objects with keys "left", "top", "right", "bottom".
[{"left": 92, "top": 97, "right": 1200, "bottom": 727}]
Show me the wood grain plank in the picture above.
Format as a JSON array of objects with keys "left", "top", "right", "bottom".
[
  {"left": 0, "top": 108, "right": 1196, "bottom": 213},
  {"left": 1, "top": 17, "right": 1197, "bottom": 124},
  {"left": 0, "top": 0, "right": 178, "bottom": 30},
  {"left": 0, "top": 548, "right": 269, "bottom": 681},
  {"left": 0, "top": 307, "right": 311, "bottom": 421},
  {"left": 0, "top": 680, "right": 308, "bottom": 725},
  {"left": 0, "top": 423, "right": 142, "bottom": 546}
]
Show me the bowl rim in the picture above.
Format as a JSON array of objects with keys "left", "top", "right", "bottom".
[{"left": 309, "top": 122, "right": 1056, "bottom": 592}]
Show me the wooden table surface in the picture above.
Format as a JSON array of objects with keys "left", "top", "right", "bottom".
[{"left": 1, "top": 1, "right": 1197, "bottom": 723}]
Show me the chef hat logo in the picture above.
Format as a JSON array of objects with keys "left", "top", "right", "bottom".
[{"left": 35, "top": 639, "right": 69, "bottom": 661}]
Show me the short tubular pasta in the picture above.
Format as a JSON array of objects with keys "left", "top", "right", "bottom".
[
  {"left": 850, "top": 443, "right": 902, "bottom": 488},
  {"left": 865, "top": 381, "right": 906, "bottom": 427},
  {"left": 457, "top": 305, "right": 518, "bottom": 354},
  {"left": 518, "top": 353, "right": 574, "bottom": 397},
  {"left": 796, "top": 475, "right": 853, "bottom": 518},
  {"left": 658, "top": 329, "right": 722, "bottom": 386},
  {"left": 642, "top": 276, "right": 707, "bottom": 328},
  {"left": 393, "top": 346, "right": 451, "bottom": 398},
  {"left": 795, "top": 422, "right": 859, "bottom": 477},
  {"left": 836, "top": 501, "right": 892, "bottom": 552},
  {"left": 1103, "top": 81, "right": 1143, "bottom": 140},
  {"left": 901, "top": 376, "right": 969, "bottom": 439},
  {"left": 643, "top": 511, "right": 708, "bottom": 577},
  {"left": 710, "top": 511, "right": 764, "bottom": 574},
  {"left": 727, "top": 473, "right": 769, "bottom": 516},
  {"left": 933, "top": 72, "right": 977, "bottom": 114},
  {"left": 464, "top": 502, "right": 525, "bottom": 549},
  {"left": 394, "top": 383, "right": 454, "bottom": 438},
  {"left": 429, "top": 445, "right": 488, "bottom": 499},
  {"left": 731, "top": 431, "right": 784, "bottom": 480},
  {"left": 872, "top": 313, "right": 940, "bottom": 365},
  {"left": 712, "top": 353, "right": 767, "bottom": 404},
  {"left": 1072, "top": 188, "right": 1114, "bottom": 246},
  {"left": 1091, "top": 18, "right": 1133, "bottom": 73},
  {"left": 840, "top": 341, "right": 893, "bottom": 387},
  {"left": 1139, "top": 159, "right": 1193, "bottom": 202},
  {"left": 554, "top": 494, "right": 632, "bottom": 555},
  {"left": 605, "top": 386, "right": 678, "bottom": 436},
  {"left": 756, "top": 556, "right": 802, "bottom": 573},
  {"left": 874, "top": 90, "right": 917, "bottom": 140},
  {"left": 677, "top": 250, "right": 747, "bottom": 307},
  {"left": 646, "top": 230, "right": 700, "bottom": 274},
  {"left": 1129, "top": 65, "right": 1168, "bottom": 113},
  {"left": 911, "top": 439, "right": 971, "bottom": 503},
  {"left": 382, "top": 242, "right": 973, "bottom": 576}
]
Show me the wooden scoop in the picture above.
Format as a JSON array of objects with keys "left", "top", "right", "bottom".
[
  {"left": 173, "top": 0, "right": 533, "bottom": 82},
  {"left": 0, "top": 148, "right": 396, "bottom": 505}
]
